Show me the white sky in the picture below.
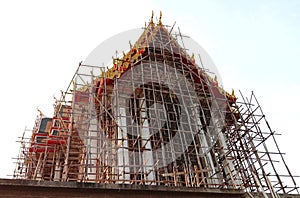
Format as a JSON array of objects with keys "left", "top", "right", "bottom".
[{"left": 0, "top": 0, "right": 299, "bottom": 186}]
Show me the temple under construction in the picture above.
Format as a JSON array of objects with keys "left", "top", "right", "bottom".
[{"left": 12, "top": 13, "right": 299, "bottom": 197}]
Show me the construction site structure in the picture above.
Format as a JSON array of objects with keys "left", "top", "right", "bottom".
[{"left": 13, "top": 13, "right": 299, "bottom": 197}]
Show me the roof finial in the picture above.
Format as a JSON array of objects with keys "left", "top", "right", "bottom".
[
  {"left": 191, "top": 53, "right": 195, "bottom": 63},
  {"left": 214, "top": 75, "right": 218, "bottom": 83},
  {"left": 53, "top": 95, "right": 57, "bottom": 103},
  {"left": 150, "top": 10, "right": 154, "bottom": 24},
  {"left": 158, "top": 11, "right": 162, "bottom": 26},
  {"left": 37, "top": 107, "right": 43, "bottom": 117},
  {"left": 129, "top": 40, "right": 132, "bottom": 49},
  {"left": 232, "top": 89, "right": 235, "bottom": 97}
]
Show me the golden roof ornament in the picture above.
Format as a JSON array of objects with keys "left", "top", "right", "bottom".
[
  {"left": 129, "top": 40, "right": 132, "bottom": 49},
  {"left": 150, "top": 10, "right": 154, "bottom": 24},
  {"left": 158, "top": 11, "right": 163, "bottom": 26},
  {"left": 214, "top": 75, "right": 218, "bottom": 83},
  {"left": 191, "top": 53, "right": 195, "bottom": 63},
  {"left": 37, "top": 108, "right": 43, "bottom": 117},
  {"left": 53, "top": 95, "right": 57, "bottom": 103},
  {"left": 232, "top": 89, "right": 235, "bottom": 97}
]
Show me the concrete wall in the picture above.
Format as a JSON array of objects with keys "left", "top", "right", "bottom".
[{"left": 0, "top": 179, "right": 298, "bottom": 198}]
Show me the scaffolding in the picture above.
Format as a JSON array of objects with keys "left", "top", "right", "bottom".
[{"left": 13, "top": 13, "right": 299, "bottom": 195}]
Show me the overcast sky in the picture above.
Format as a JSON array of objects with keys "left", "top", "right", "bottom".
[{"left": 0, "top": 0, "right": 299, "bottom": 185}]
